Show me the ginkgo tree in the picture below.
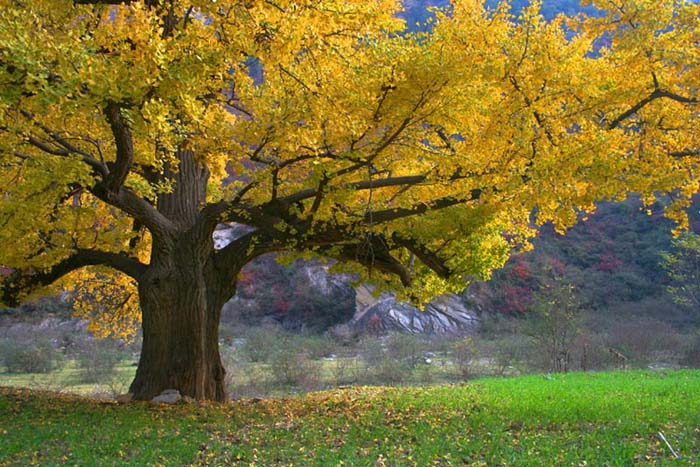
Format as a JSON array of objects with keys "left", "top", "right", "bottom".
[{"left": 0, "top": 0, "right": 698, "bottom": 400}]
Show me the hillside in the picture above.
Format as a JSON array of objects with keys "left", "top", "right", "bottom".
[{"left": 476, "top": 198, "right": 686, "bottom": 315}]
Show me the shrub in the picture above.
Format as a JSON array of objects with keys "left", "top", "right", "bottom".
[
  {"left": 451, "top": 335, "right": 480, "bottom": 379},
  {"left": 218, "top": 323, "right": 237, "bottom": 346},
  {"left": 490, "top": 334, "right": 530, "bottom": 376},
  {"left": 571, "top": 330, "right": 615, "bottom": 372},
  {"left": 240, "top": 326, "right": 284, "bottom": 363},
  {"left": 525, "top": 282, "right": 581, "bottom": 373},
  {"left": 681, "top": 332, "right": 700, "bottom": 368},
  {"left": 331, "top": 351, "right": 363, "bottom": 386},
  {"left": 75, "top": 344, "right": 124, "bottom": 383},
  {"left": 269, "top": 347, "right": 321, "bottom": 390},
  {"left": 605, "top": 318, "right": 684, "bottom": 367},
  {"left": 0, "top": 339, "right": 64, "bottom": 374},
  {"left": 303, "top": 334, "right": 337, "bottom": 359},
  {"left": 386, "top": 333, "right": 427, "bottom": 369},
  {"left": 370, "top": 357, "right": 409, "bottom": 385},
  {"left": 359, "top": 335, "right": 386, "bottom": 367}
]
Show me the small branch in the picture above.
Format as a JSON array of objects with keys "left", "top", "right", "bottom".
[
  {"left": 373, "top": 84, "right": 395, "bottom": 121},
  {"left": 330, "top": 239, "right": 412, "bottom": 287},
  {"left": 366, "top": 188, "right": 482, "bottom": 224},
  {"left": 310, "top": 175, "right": 329, "bottom": 214},
  {"left": 657, "top": 432, "right": 681, "bottom": 460},
  {"left": 278, "top": 65, "right": 313, "bottom": 93},
  {"left": 608, "top": 88, "right": 698, "bottom": 129},
  {"left": 671, "top": 149, "right": 700, "bottom": 158},
  {"left": 19, "top": 110, "right": 109, "bottom": 178}
]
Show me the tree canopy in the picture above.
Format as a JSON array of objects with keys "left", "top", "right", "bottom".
[{"left": 0, "top": 0, "right": 699, "bottom": 398}]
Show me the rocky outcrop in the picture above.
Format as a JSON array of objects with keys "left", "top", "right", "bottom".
[
  {"left": 348, "top": 285, "right": 479, "bottom": 335},
  {"left": 216, "top": 224, "right": 478, "bottom": 335},
  {"left": 216, "top": 223, "right": 356, "bottom": 332}
]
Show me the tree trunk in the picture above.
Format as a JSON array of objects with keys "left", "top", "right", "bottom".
[
  {"left": 129, "top": 262, "right": 229, "bottom": 401},
  {"left": 128, "top": 149, "right": 243, "bottom": 401}
]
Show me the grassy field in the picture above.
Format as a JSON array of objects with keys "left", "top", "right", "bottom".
[{"left": 1, "top": 370, "right": 699, "bottom": 466}]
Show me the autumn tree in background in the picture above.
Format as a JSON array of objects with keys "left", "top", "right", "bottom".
[
  {"left": 662, "top": 233, "right": 700, "bottom": 315},
  {"left": 0, "top": 0, "right": 698, "bottom": 400}
]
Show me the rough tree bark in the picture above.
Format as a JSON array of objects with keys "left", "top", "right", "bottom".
[
  {"left": 128, "top": 150, "right": 238, "bottom": 401},
  {"left": 129, "top": 254, "right": 230, "bottom": 401}
]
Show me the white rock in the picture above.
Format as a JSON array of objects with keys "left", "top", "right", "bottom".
[{"left": 151, "top": 389, "right": 182, "bottom": 404}]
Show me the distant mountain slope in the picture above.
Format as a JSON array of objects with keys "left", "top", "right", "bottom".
[
  {"left": 473, "top": 197, "right": 698, "bottom": 317},
  {"left": 402, "top": 0, "right": 597, "bottom": 32}
]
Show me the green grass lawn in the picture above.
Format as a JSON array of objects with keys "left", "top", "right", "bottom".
[
  {"left": 1, "top": 370, "right": 699, "bottom": 466},
  {"left": 0, "top": 361, "right": 136, "bottom": 396}
]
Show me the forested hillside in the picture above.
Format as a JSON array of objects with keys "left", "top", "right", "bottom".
[{"left": 476, "top": 198, "right": 696, "bottom": 319}]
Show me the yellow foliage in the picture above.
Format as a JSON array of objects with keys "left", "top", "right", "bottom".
[
  {"left": 64, "top": 268, "right": 141, "bottom": 342},
  {"left": 0, "top": 0, "right": 698, "bottom": 337}
]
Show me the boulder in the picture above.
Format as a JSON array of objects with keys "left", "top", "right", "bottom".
[{"left": 151, "top": 389, "right": 182, "bottom": 404}]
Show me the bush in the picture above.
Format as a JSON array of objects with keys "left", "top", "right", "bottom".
[
  {"left": 451, "top": 336, "right": 480, "bottom": 379},
  {"left": 0, "top": 339, "right": 64, "bottom": 374},
  {"left": 681, "top": 332, "right": 700, "bottom": 368},
  {"left": 370, "top": 357, "right": 409, "bottom": 385},
  {"left": 64, "top": 334, "right": 128, "bottom": 384},
  {"left": 303, "top": 334, "right": 337, "bottom": 359},
  {"left": 386, "top": 333, "right": 427, "bottom": 369},
  {"left": 359, "top": 335, "right": 386, "bottom": 367},
  {"left": 490, "top": 334, "right": 530, "bottom": 376},
  {"left": 525, "top": 282, "right": 581, "bottom": 373},
  {"left": 571, "top": 330, "right": 615, "bottom": 372},
  {"left": 218, "top": 323, "right": 237, "bottom": 346},
  {"left": 606, "top": 318, "right": 683, "bottom": 367},
  {"left": 240, "top": 327, "right": 284, "bottom": 363},
  {"left": 331, "top": 351, "right": 363, "bottom": 386},
  {"left": 269, "top": 347, "right": 321, "bottom": 390},
  {"left": 75, "top": 344, "right": 124, "bottom": 384}
]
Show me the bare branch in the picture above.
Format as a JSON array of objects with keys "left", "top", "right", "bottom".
[
  {"left": 19, "top": 110, "right": 109, "bottom": 178},
  {"left": 608, "top": 88, "right": 699, "bottom": 129},
  {"left": 671, "top": 149, "right": 700, "bottom": 158},
  {"left": 365, "top": 188, "right": 482, "bottom": 224}
]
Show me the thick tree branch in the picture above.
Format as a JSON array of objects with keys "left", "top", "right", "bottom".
[
  {"left": 391, "top": 233, "right": 452, "bottom": 279},
  {"left": 74, "top": 0, "right": 136, "bottom": 3},
  {"left": 279, "top": 174, "right": 450, "bottom": 206},
  {"left": 211, "top": 230, "right": 280, "bottom": 299},
  {"left": 104, "top": 102, "right": 134, "bottom": 192},
  {"left": 1, "top": 250, "right": 147, "bottom": 307},
  {"left": 366, "top": 188, "right": 482, "bottom": 224},
  {"left": 326, "top": 238, "right": 412, "bottom": 287},
  {"left": 91, "top": 183, "right": 177, "bottom": 241}
]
